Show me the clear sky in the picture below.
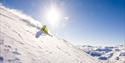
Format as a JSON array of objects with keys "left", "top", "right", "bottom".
[{"left": 1, "top": 0, "right": 125, "bottom": 46}]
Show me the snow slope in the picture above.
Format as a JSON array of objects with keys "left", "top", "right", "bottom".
[{"left": 0, "top": 5, "right": 101, "bottom": 63}]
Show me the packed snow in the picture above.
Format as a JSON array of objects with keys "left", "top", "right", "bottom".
[{"left": 0, "top": 5, "right": 101, "bottom": 63}]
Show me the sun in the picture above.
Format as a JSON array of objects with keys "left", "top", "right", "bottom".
[{"left": 45, "top": 5, "right": 62, "bottom": 27}]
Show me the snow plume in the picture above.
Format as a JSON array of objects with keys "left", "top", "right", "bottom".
[{"left": 0, "top": 4, "right": 42, "bottom": 29}]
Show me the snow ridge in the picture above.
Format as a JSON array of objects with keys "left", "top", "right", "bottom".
[{"left": 0, "top": 5, "right": 42, "bottom": 29}]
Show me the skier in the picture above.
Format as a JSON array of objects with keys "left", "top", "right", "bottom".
[
  {"left": 35, "top": 25, "right": 52, "bottom": 38},
  {"left": 40, "top": 25, "right": 52, "bottom": 36}
]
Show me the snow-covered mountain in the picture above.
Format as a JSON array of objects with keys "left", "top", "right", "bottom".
[
  {"left": 79, "top": 45, "right": 125, "bottom": 63},
  {"left": 0, "top": 5, "right": 101, "bottom": 63}
]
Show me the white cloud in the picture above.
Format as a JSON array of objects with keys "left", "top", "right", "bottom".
[
  {"left": 61, "top": 16, "right": 69, "bottom": 27},
  {"left": 64, "top": 16, "right": 69, "bottom": 21}
]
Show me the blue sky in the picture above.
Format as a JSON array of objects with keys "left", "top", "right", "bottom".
[{"left": 1, "top": 0, "right": 125, "bottom": 46}]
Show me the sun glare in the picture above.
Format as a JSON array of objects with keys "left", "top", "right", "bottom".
[{"left": 45, "top": 6, "right": 62, "bottom": 27}]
